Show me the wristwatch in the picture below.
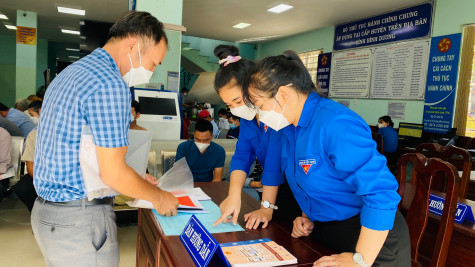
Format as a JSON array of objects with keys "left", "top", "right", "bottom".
[
  {"left": 261, "top": 200, "right": 278, "bottom": 210},
  {"left": 353, "top": 252, "right": 370, "bottom": 267}
]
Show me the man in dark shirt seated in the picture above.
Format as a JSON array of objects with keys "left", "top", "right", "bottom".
[
  {"left": 176, "top": 119, "right": 225, "bottom": 182},
  {"left": 226, "top": 114, "right": 240, "bottom": 139}
]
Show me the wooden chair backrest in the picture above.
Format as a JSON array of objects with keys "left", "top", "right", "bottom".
[
  {"left": 415, "top": 143, "right": 471, "bottom": 198},
  {"left": 371, "top": 132, "right": 384, "bottom": 154},
  {"left": 398, "top": 153, "right": 460, "bottom": 267}
]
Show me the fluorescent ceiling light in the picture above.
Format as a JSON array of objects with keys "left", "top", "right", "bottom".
[
  {"left": 69, "top": 56, "right": 80, "bottom": 59},
  {"left": 5, "top": 25, "right": 17, "bottom": 30},
  {"left": 66, "top": 48, "right": 79, "bottom": 51},
  {"left": 57, "top": 6, "right": 85, "bottom": 16},
  {"left": 267, "top": 4, "right": 293, "bottom": 13},
  {"left": 233, "top": 23, "right": 251, "bottom": 29},
  {"left": 237, "top": 35, "right": 281, "bottom": 43},
  {"left": 0, "top": 14, "right": 8, "bottom": 20},
  {"left": 61, "top": 29, "right": 80, "bottom": 35}
]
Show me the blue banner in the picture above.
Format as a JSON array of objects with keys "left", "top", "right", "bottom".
[
  {"left": 180, "top": 215, "right": 229, "bottom": 267},
  {"left": 429, "top": 194, "right": 475, "bottom": 224},
  {"left": 334, "top": 3, "right": 432, "bottom": 51},
  {"left": 316, "top": 53, "right": 331, "bottom": 97},
  {"left": 423, "top": 33, "right": 461, "bottom": 134}
]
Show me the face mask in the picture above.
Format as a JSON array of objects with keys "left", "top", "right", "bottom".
[
  {"left": 122, "top": 43, "right": 154, "bottom": 87},
  {"left": 258, "top": 92, "right": 290, "bottom": 132},
  {"left": 229, "top": 123, "right": 236, "bottom": 129},
  {"left": 378, "top": 123, "right": 385, "bottom": 128},
  {"left": 219, "top": 117, "right": 227, "bottom": 122},
  {"left": 131, "top": 114, "right": 136, "bottom": 123},
  {"left": 230, "top": 104, "right": 257, "bottom": 121},
  {"left": 195, "top": 142, "right": 210, "bottom": 153}
]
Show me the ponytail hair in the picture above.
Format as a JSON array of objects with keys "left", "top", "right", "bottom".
[
  {"left": 243, "top": 50, "right": 322, "bottom": 104},
  {"left": 379, "top": 115, "right": 394, "bottom": 127},
  {"left": 213, "top": 45, "right": 255, "bottom": 93}
]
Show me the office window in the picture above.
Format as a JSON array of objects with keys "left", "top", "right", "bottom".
[
  {"left": 465, "top": 44, "right": 475, "bottom": 137},
  {"left": 298, "top": 50, "right": 322, "bottom": 85}
]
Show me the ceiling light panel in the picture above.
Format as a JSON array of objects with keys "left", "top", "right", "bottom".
[
  {"left": 66, "top": 48, "right": 79, "bottom": 51},
  {"left": 61, "top": 29, "right": 80, "bottom": 35},
  {"left": 57, "top": 6, "right": 86, "bottom": 16},
  {"left": 267, "top": 4, "right": 294, "bottom": 14},
  {"left": 0, "top": 14, "right": 8, "bottom": 20},
  {"left": 69, "top": 56, "right": 80, "bottom": 58},
  {"left": 5, "top": 25, "right": 17, "bottom": 30},
  {"left": 233, "top": 23, "right": 251, "bottom": 29}
]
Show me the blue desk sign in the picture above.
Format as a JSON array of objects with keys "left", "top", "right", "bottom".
[
  {"left": 180, "top": 215, "right": 229, "bottom": 267},
  {"left": 428, "top": 194, "right": 475, "bottom": 224}
]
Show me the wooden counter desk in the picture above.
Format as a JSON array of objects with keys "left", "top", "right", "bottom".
[
  {"left": 136, "top": 182, "right": 332, "bottom": 267},
  {"left": 401, "top": 183, "right": 475, "bottom": 266}
]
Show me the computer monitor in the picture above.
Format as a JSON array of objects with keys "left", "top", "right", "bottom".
[
  {"left": 138, "top": 97, "right": 177, "bottom": 116},
  {"left": 398, "top": 122, "right": 424, "bottom": 139}
]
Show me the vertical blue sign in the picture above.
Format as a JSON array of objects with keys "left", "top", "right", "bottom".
[
  {"left": 317, "top": 53, "right": 331, "bottom": 97},
  {"left": 423, "top": 33, "right": 461, "bottom": 134}
]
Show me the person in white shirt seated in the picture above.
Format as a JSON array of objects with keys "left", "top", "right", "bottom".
[
  {"left": 0, "top": 127, "right": 13, "bottom": 202},
  {"left": 217, "top": 109, "right": 230, "bottom": 130}
]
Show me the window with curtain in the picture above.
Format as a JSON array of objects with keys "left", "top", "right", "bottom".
[
  {"left": 298, "top": 50, "right": 322, "bottom": 85},
  {"left": 465, "top": 46, "right": 475, "bottom": 137}
]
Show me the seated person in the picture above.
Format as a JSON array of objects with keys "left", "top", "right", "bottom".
[
  {"left": 197, "top": 110, "right": 219, "bottom": 138},
  {"left": 217, "top": 109, "right": 230, "bottom": 130},
  {"left": 377, "top": 115, "right": 398, "bottom": 165},
  {"left": 0, "top": 102, "right": 36, "bottom": 138},
  {"left": 27, "top": 100, "right": 42, "bottom": 129},
  {"left": 13, "top": 129, "right": 38, "bottom": 213},
  {"left": 226, "top": 114, "right": 240, "bottom": 139},
  {"left": 0, "top": 116, "right": 23, "bottom": 137},
  {"left": 176, "top": 119, "right": 225, "bottom": 182},
  {"left": 16, "top": 98, "right": 37, "bottom": 125},
  {"left": 130, "top": 100, "right": 146, "bottom": 130},
  {"left": 0, "top": 127, "right": 13, "bottom": 202}
]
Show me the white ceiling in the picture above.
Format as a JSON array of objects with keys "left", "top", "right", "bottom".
[{"left": 0, "top": 0, "right": 429, "bottom": 45}]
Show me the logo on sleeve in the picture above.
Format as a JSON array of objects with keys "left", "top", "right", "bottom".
[
  {"left": 299, "top": 159, "right": 316, "bottom": 175},
  {"left": 264, "top": 125, "right": 268, "bottom": 132}
]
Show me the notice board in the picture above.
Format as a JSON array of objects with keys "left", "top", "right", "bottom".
[
  {"left": 370, "top": 40, "right": 430, "bottom": 99},
  {"left": 329, "top": 48, "right": 372, "bottom": 98}
]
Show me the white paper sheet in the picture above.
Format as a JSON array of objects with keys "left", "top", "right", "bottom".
[{"left": 79, "top": 126, "right": 152, "bottom": 200}]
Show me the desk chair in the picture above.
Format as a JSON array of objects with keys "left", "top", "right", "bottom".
[
  {"left": 415, "top": 143, "right": 471, "bottom": 198},
  {"left": 397, "top": 153, "right": 460, "bottom": 267},
  {"left": 371, "top": 132, "right": 384, "bottom": 154},
  {"left": 9, "top": 136, "right": 24, "bottom": 187}
]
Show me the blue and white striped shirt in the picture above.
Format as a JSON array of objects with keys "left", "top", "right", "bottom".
[{"left": 34, "top": 48, "right": 131, "bottom": 202}]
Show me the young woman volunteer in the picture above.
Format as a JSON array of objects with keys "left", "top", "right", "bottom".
[
  {"left": 211, "top": 45, "right": 285, "bottom": 229},
  {"left": 242, "top": 51, "right": 410, "bottom": 267}
]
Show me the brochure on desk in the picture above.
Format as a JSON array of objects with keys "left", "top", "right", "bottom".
[{"left": 220, "top": 238, "right": 297, "bottom": 267}]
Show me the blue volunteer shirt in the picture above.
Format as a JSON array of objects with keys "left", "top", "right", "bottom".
[
  {"left": 6, "top": 108, "right": 36, "bottom": 138},
  {"left": 278, "top": 92, "right": 400, "bottom": 231},
  {"left": 230, "top": 118, "right": 284, "bottom": 186},
  {"left": 377, "top": 126, "right": 399, "bottom": 153},
  {"left": 34, "top": 48, "right": 131, "bottom": 202},
  {"left": 175, "top": 140, "right": 225, "bottom": 182}
]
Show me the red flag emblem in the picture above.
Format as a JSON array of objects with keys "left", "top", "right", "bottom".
[
  {"left": 299, "top": 159, "right": 316, "bottom": 175},
  {"left": 264, "top": 125, "right": 268, "bottom": 132}
]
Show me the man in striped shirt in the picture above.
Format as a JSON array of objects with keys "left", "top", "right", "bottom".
[{"left": 31, "top": 11, "right": 178, "bottom": 266}]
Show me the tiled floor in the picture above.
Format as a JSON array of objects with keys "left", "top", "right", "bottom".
[{"left": 0, "top": 198, "right": 137, "bottom": 267}]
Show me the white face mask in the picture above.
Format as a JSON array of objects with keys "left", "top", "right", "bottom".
[
  {"left": 122, "top": 43, "right": 154, "bottom": 87},
  {"left": 258, "top": 92, "right": 290, "bottom": 132},
  {"left": 131, "top": 114, "right": 136, "bottom": 123},
  {"left": 378, "top": 123, "right": 385, "bottom": 128},
  {"left": 230, "top": 104, "right": 257, "bottom": 121},
  {"left": 195, "top": 142, "right": 210, "bottom": 153}
]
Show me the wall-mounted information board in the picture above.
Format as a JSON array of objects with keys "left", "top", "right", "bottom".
[
  {"left": 370, "top": 40, "right": 430, "bottom": 99},
  {"left": 329, "top": 48, "right": 372, "bottom": 98}
]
